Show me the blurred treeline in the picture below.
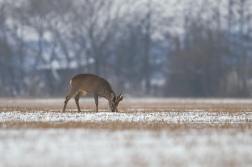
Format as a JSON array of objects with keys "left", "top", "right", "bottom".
[{"left": 0, "top": 0, "right": 252, "bottom": 97}]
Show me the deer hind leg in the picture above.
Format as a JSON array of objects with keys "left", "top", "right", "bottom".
[
  {"left": 63, "top": 88, "right": 78, "bottom": 112},
  {"left": 94, "top": 94, "right": 98, "bottom": 112},
  {"left": 75, "top": 91, "right": 85, "bottom": 112}
]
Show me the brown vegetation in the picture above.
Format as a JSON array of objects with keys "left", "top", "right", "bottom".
[
  {"left": 1, "top": 98, "right": 252, "bottom": 112},
  {"left": 0, "top": 98, "right": 252, "bottom": 130},
  {"left": 1, "top": 121, "right": 251, "bottom": 131}
]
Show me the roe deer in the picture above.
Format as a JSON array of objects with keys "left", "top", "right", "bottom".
[{"left": 63, "top": 74, "right": 123, "bottom": 112}]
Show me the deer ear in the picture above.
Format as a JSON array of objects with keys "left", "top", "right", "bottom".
[
  {"left": 119, "top": 94, "right": 123, "bottom": 102},
  {"left": 111, "top": 93, "right": 115, "bottom": 102},
  {"left": 117, "top": 93, "right": 122, "bottom": 100}
]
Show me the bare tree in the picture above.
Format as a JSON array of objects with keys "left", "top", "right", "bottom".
[{"left": 71, "top": 0, "right": 122, "bottom": 76}]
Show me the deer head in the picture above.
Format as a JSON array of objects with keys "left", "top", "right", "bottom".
[{"left": 109, "top": 93, "right": 123, "bottom": 112}]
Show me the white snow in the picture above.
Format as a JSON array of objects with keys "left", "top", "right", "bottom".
[
  {"left": 0, "top": 111, "right": 251, "bottom": 123},
  {"left": 0, "top": 129, "right": 251, "bottom": 167},
  {"left": 1, "top": 98, "right": 252, "bottom": 166}
]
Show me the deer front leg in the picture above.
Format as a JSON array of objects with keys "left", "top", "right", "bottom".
[
  {"left": 75, "top": 91, "right": 83, "bottom": 112},
  {"left": 63, "top": 88, "right": 78, "bottom": 112},
  {"left": 94, "top": 94, "right": 98, "bottom": 112}
]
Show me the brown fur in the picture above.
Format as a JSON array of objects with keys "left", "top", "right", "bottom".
[{"left": 63, "top": 74, "right": 123, "bottom": 112}]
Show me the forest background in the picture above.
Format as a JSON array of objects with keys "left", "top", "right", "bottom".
[{"left": 1, "top": 0, "right": 252, "bottom": 98}]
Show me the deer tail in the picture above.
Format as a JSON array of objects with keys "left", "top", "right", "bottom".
[{"left": 70, "top": 80, "right": 72, "bottom": 85}]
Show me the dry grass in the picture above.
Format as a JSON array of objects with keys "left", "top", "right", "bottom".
[
  {"left": 1, "top": 121, "right": 251, "bottom": 131},
  {"left": 1, "top": 98, "right": 252, "bottom": 167},
  {"left": 1, "top": 98, "right": 252, "bottom": 112},
  {"left": 0, "top": 98, "right": 252, "bottom": 130}
]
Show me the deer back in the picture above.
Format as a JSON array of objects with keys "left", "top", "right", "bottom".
[{"left": 71, "top": 74, "right": 114, "bottom": 98}]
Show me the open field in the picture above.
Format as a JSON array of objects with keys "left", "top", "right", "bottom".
[{"left": 0, "top": 98, "right": 252, "bottom": 167}]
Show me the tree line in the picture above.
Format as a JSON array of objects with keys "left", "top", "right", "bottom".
[{"left": 0, "top": 0, "right": 252, "bottom": 97}]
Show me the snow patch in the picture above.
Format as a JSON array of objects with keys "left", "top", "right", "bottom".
[
  {"left": 0, "top": 111, "right": 251, "bottom": 123},
  {"left": 0, "top": 129, "right": 251, "bottom": 167}
]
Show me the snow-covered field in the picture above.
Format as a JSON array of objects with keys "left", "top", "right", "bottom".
[
  {"left": 1, "top": 110, "right": 252, "bottom": 123},
  {"left": 1, "top": 129, "right": 252, "bottom": 167},
  {"left": 0, "top": 98, "right": 252, "bottom": 167}
]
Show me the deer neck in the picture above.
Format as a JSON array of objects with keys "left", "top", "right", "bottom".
[{"left": 104, "top": 88, "right": 115, "bottom": 102}]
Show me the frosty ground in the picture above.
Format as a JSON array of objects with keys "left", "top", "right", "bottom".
[{"left": 0, "top": 98, "right": 252, "bottom": 167}]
